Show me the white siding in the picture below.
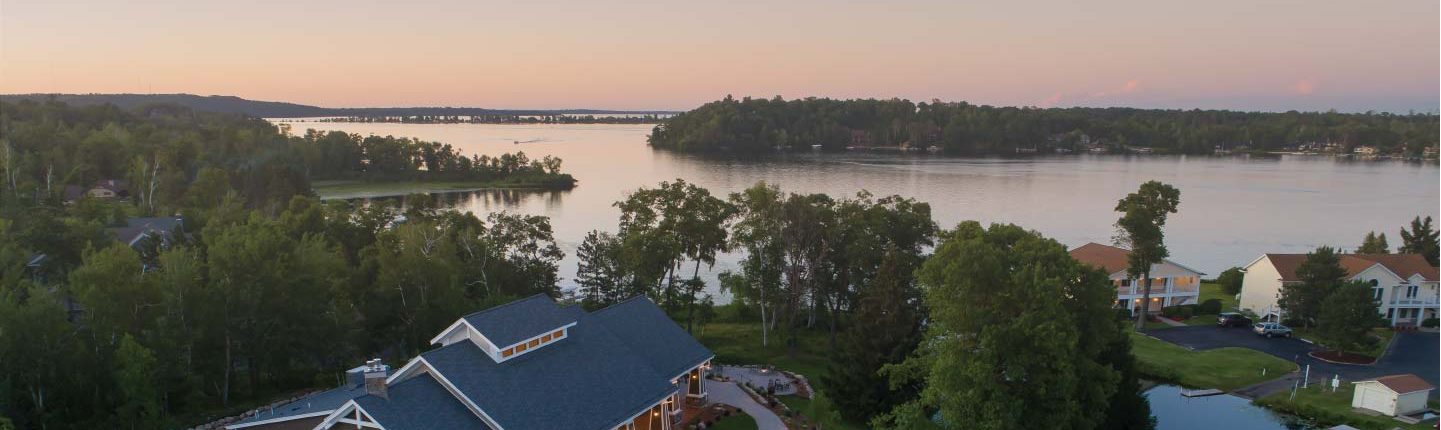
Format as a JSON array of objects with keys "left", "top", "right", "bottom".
[{"left": 1239, "top": 256, "right": 1284, "bottom": 317}]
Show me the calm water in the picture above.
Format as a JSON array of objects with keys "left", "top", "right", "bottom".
[
  {"left": 1145, "top": 385, "right": 1306, "bottom": 429},
  {"left": 273, "top": 121, "right": 1440, "bottom": 299}
]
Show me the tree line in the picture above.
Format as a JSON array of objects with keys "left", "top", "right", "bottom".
[
  {"left": 648, "top": 96, "right": 1440, "bottom": 155},
  {"left": 0, "top": 99, "right": 574, "bottom": 216},
  {"left": 312, "top": 114, "right": 666, "bottom": 125},
  {"left": 579, "top": 178, "right": 1159, "bottom": 429}
]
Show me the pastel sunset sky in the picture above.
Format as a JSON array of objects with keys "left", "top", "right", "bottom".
[{"left": 2, "top": 0, "right": 1437, "bottom": 112}]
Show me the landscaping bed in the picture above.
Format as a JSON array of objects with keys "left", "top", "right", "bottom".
[{"left": 1308, "top": 350, "right": 1376, "bottom": 365}]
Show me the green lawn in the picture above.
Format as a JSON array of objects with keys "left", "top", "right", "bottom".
[
  {"left": 1129, "top": 332, "right": 1296, "bottom": 390},
  {"left": 1198, "top": 282, "right": 1239, "bottom": 311},
  {"left": 776, "top": 395, "right": 867, "bottom": 430},
  {"left": 1256, "top": 383, "right": 1434, "bottom": 430},
  {"left": 694, "top": 323, "right": 835, "bottom": 380},
  {"left": 707, "top": 411, "right": 759, "bottom": 430}
]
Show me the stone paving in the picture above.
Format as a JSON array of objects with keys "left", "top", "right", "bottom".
[{"left": 717, "top": 365, "right": 800, "bottom": 396}]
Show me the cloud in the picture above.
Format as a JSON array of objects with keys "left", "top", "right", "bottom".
[
  {"left": 1041, "top": 79, "right": 1141, "bottom": 107},
  {"left": 1291, "top": 79, "right": 1316, "bottom": 95},
  {"left": 1038, "top": 92, "right": 1063, "bottom": 107}
]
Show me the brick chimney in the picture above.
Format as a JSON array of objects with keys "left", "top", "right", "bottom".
[{"left": 363, "top": 358, "right": 388, "bottom": 399}]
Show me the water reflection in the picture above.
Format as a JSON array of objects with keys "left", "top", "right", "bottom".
[
  {"left": 1145, "top": 385, "right": 1309, "bottom": 430},
  {"left": 284, "top": 121, "right": 1439, "bottom": 298}
]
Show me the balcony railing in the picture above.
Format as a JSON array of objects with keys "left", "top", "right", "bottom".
[{"left": 1389, "top": 297, "right": 1439, "bottom": 306}]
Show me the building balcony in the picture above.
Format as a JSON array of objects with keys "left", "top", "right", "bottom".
[{"left": 1387, "top": 297, "right": 1439, "bottom": 307}]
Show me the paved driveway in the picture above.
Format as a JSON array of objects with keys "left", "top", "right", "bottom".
[
  {"left": 1142, "top": 326, "right": 1438, "bottom": 398},
  {"left": 708, "top": 380, "right": 786, "bottom": 430}
]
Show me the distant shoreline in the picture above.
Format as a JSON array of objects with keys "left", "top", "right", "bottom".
[{"left": 311, "top": 179, "right": 573, "bottom": 200}]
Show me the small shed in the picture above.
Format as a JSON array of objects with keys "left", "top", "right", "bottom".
[{"left": 1351, "top": 374, "right": 1434, "bottom": 416}]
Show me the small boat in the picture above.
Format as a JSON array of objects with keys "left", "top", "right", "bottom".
[{"left": 811, "top": 144, "right": 823, "bottom": 150}]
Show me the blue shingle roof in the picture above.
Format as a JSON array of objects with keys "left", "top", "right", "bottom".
[
  {"left": 589, "top": 297, "right": 716, "bottom": 379},
  {"left": 461, "top": 294, "right": 580, "bottom": 348},
  {"left": 230, "top": 384, "right": 366, "bottom": 427},
  {"left": 353, "top": 373, "right": 486, "bottom": 430},
  {"left": 242, "top": 296, "right": 711, "bottom": 430},
  {"left": 422, "top": 313, "right": 679, "bottom": 430}
]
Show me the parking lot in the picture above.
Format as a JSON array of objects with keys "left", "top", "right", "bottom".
[{"left": 1141, "top": 325, "right": 1438, "bottom": 398}]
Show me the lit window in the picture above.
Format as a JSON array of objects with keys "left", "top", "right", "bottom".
[
  {"left": 542, "top": 334, "right": 552, "bottom": 342},
  {"left": 516, "top": 343, "right": 528, "bottom": 353},
  {"left": 528, "top": 339, "right": 540, "bottom": 348},
  {"left": 553, "top": 329, "right": 564, "bottom": 338},
  {"left": 502, "top": 348, "right": 514, "bottom": 357}
]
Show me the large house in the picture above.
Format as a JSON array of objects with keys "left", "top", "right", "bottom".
[
  {"left": 228, "top": 295, "right": 714, "bottom": 430},
  {"left": 1239, "top": 253, "right": 1439, "bottom": 326},
  {"left": 62, "top": 179, "right": 129, "bottom": 203},
  {"left": 1069, "top": 242, "right": 1206, "bottom": 315}
]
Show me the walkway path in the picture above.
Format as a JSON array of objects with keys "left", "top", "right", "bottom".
[
  {"left": 708, "top": 380, "right": 786, "bottom": 430},
  {"left": 1157, "top": 317, "right": 1187, "bottom": 328}
]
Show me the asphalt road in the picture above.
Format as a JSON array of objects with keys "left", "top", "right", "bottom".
[{"left": 1141, "top": 325, "right": 1438, "bottom": 398}]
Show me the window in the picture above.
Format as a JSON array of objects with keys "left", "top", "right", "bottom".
[
  {"left": 502, "top": 348, "right": 514, "bottom": 357},
  {"left": 528, "top": 339, "right": 540, "bottom": 348},
  {"left": 1406, "top": 285, "right": 1419, "bottom": 298},
  {"left": 553, "top": 329, "right": 564, "bottom": 338},
  {"left": 1121, "top": 279, "right": 1131, "bottom": 287},
  {"left": 1373, "top": 288, "right": 1384, "bottom": 301},
  {"left": 541, "top": 334, "right": 552, "bottom": 342},
  {"left": 1370, "top": 279, "right": 1379, "bottom": 287},
  {"left": 516, "top": 343, "right": 528, "bottom": 353}
]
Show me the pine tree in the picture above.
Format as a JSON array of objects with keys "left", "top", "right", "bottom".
[
  {"left": 1280, "top": 246, "right": 1347, "bottom": 327},
  {"left": 821, "top": 249, "right": 922, "bottom": 422},
  {"left": 1399, "top": 216, "right": 1440, "bottom": 265},
  {"left": 1357, "top": 231, "right": 1390, "bottom": 254}
]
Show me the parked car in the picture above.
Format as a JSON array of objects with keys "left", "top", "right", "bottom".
[
  {"left": 1253, "top": 322, "right": 1292, "bottom": 338},
  {"left": 1217, "top": 312, "right": 1252, "bottom": 327}
]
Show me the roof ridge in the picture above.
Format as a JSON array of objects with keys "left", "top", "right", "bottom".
[
  {"left": 590, "top": 295, "right": 654, "bottom": 314},
  {"left": 461, "top": 293, "right": 553, "bottom": 319}
]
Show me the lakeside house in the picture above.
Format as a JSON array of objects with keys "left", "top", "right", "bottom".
[
  {"left": 1238, "top": 253, "right": 1439, "bottom": 327},
  {"left": 228, "top": 295, "right": 713, "bottom": 430},
  {"left": 1069, "top": 243, "right": 1206, "bottom": 315},
  {"left": 62, "top": 179, "right": 129, "bottom": 203}
]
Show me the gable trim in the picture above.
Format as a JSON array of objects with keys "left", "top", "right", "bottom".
[
  {"left": 388, "top": 356, "right": 507, "bottom": 430},
  {"left": 225, "top": 411, "right": 333, "bottom": 429},
  {"left": 314, "top": 401, "right": 385, "bottom": 430}
]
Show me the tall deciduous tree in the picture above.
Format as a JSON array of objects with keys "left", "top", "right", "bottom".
[
  {"left": 1280, "top": 246, "right": 1347, "bottom": 328},
  {"left": 1315, "top": 280, "right": 1381, "bottom": 356},
  {"left": 113, "top": 334, "right": 162, "bottom": 428},
  {"left": 1357, "top": 231, "right": 1390, "bottom": 254},
  {"left": 1399, "top": 216, "right": 1439, "bottom": 265},
  {"left": 880, "top": 222, "right": 1138, "bottom": 430},
  {"left": 1113, "top": 181, "right": 1181, "bottom": 330}
]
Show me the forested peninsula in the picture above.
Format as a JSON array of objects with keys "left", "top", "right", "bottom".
[
  {"left": 0, "top": 100, "right": 575, "bottom": 209},
  {"left": 648, "top": 96, "right": 1440, "bottom": 156}
]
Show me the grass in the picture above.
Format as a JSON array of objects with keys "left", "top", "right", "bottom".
[
  {"left": 694, "top": 322, "right": 835, "bottom": 380},
  {"left": 707, "top": 411, "right": 759, "bottom": 430},
  {"left": 311, "top": 179, "right": 565, "bottom": 199},
  {"left": 1198, "top": 282, "right": 1239, "bottom": 311},
  {"left": 1256, "top": 383, "right": 1434, "bottom": 430},
  {"left": 1129, "top": 331, "right": 1297, "bottom": 391}
]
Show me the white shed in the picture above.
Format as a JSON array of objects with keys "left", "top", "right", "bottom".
[{"left": 1351, "top": 374, "right": 1435, "bottom": 417}]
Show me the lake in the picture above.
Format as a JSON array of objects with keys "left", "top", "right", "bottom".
[
  {"left": 1145, "top": 385, "right": 1308, "bottom": 429},
  {"left": 272, "top": 120, "right": 1441, "bottom": 300}
]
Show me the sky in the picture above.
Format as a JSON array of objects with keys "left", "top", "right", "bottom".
[{"left": 2, "top": 0, "right": 1437, "bottom": 112}]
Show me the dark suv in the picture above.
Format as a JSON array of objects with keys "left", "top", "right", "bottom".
[{"left": 1217, "top": 312, "right": 1252, "bottom": 327}]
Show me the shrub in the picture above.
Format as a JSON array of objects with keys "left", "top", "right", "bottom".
[
  {"left": 1161, "top": 304, "right": 1199, "bottom": 319},
  {"left": 1423, "top": 318, "right": 1439, "bottom": 328},
  {"left": 1198, "top": 299, "right": 1222, "bottom": 315},
  {"left": 1216, "top": 267, "right": 1245, "bottom": 295}
]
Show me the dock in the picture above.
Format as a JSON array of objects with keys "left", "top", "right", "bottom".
[{"left": 1180, "top": 389, "right": 1224, "bottom": 397}]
